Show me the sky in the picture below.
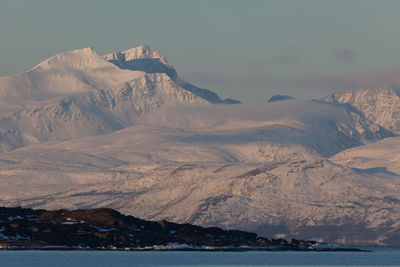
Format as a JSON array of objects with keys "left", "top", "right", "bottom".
[{"left": 1, "top": 0, "right": 400, "bottom": 103}]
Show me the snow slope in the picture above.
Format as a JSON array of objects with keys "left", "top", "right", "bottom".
[
  {"left": 0, "top": 100, "right": 391, "bottom": 196},
  {"left": 331, "top": 136, "right": 400, "bottom": 175},
  {"left": 0, "top": 47, "right": 144, "bottom": 98},
  {"left": 4, "top": 155, "right": 400, "bottom": 245}
]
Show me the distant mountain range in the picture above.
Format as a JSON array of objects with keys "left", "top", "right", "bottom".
[{"left": 0, "top": 46, "right": 400, "bottom": 245}]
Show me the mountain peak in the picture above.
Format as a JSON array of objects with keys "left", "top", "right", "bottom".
[
  {"left": 103, "top": 45, "right": 177, "bottom": 80},
  {"left": 34, "top": 47, "right": 111, "bottom": 71},
  {"left": 123, "top": 45, "right": 161, "bottom": 61},
  {"left": 103, "top": 45, "right": 169, "bottom": 66}
]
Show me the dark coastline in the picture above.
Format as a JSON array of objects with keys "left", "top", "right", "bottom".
[
  {"left": 0, "top": 207, "right": 368, "bottom": 252},
  {"left": 0, "top": 246, "right": 370, "bottom": 252}
]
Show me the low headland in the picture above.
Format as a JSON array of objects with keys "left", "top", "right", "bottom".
[{"left": 0, "top": 207, "right": 367, "bottom": 252}]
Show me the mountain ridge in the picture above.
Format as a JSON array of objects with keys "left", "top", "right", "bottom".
[
  {"left": 103, "top": 45, "right": 238, "bottom": 104},
  {"left": 322, "top": 87, "right": 400, "bottom": 134}
]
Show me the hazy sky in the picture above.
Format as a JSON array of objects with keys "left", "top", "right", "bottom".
[{"left": 2, "top": 0, "right": 400, "bottom": 102}]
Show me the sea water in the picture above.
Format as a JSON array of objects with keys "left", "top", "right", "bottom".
[{"left": 0, "top": 247, "right": 399, "bottom": 267}]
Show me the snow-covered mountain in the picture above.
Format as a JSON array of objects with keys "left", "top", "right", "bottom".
[
  {"left": 322, "top": 87, "right": 400, "bottom": 133},
  {"left": 0, "top": 46, "right": 400, "bottom": 245},
  {"left": 0, "top": 46, "right": 236, "bottom": 152},
  {"left": 103, "top": 45, "right": 178, "bottom": 80},
  {"left": 103, "top": 45, "right": 239, "bottom": 104},
  {"left": 0, "top": 100, "right": 385, "bottom": 196}
]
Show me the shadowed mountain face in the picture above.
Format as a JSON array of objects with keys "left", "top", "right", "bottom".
[
  {"left": 111, "top": 58, "right": 178, "bottom": 80},
  {"left": 1, "top": 46, "right": 400, "bottom": 245},
  {"left": 268, "top": 95, "right": 294, "bottom": 103},
  {"left": 103, "top": 45, "right": 178, "bottom": 80}
]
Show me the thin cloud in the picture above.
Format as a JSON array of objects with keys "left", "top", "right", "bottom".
[
  {"left": 182, "top": 63, "right": 400, "bottom": 93},
  {"left": 249, "top": 63, "right": 400, "bottom": 90},
  {"left": 255, "top": 53, "right": 299, "bottom": 66},
  {"left": 251, "top": 49, "right": 301, "bottom": 66}
]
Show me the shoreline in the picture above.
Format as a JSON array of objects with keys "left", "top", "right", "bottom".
[
  {"left": 0, "top": 246, "right": 370, "bottom": 252},
  {"left": 0, "top": 207, "right": 372, "bottom": 253}
]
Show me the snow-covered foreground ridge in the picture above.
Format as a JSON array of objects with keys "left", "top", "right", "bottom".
[{"left": 0, "top": 46, "right": 400, "bottom": 245}]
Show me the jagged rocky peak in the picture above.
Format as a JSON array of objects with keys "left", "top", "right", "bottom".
[
  {"left": 322, "top": 88, "right": 400, "bottom": 133},
  {"left": 34, "top": 47, "right": 111, "bottom": 71},
  {"left": 103, "top": 45, "right": 177, "bottom": 80},
  {"left": 322, "top": 87, "right": 398, "bottom": 103}
]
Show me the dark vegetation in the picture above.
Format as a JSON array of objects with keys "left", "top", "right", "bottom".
[{"left": 0, "top": 207, "right": 364, "bottom": 251}]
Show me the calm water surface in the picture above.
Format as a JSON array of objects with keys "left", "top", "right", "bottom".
[{"left": 1, "top": 247, "right": 400, "bottom": 267}]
